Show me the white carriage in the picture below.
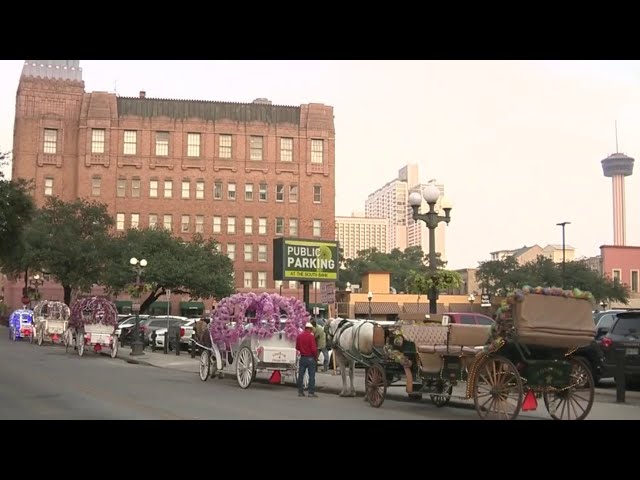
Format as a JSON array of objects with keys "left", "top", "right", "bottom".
[
  {"left": 32, "top": 300, "right": 70, "bottom": 346},
  {"left": 66, "top": 297, "right": 119, "bottom": 358},
  {"left": 196, "top": 293, "right": 309, "bottom": 389}
]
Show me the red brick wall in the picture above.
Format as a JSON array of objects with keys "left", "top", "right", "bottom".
[{"left": 7, "top": 72, "right": 336, "bottom": 309}]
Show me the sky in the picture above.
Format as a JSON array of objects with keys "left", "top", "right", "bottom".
[{"left": 1, "top": 60, "right": 640, "bottom": 270}]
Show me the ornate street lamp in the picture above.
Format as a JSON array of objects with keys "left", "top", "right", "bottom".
[
  {"left": 29, "top": 274, "right": 44, "bottom": 300},
  {"left": 468, "top": 293, "right": 475, "bottom": 312},
  {"left": 408, "top": 184, "right": 453, "bottom": 314},
  {"left": 367, "top": 291, "right": 373, "bottom": 320},
  {"left": 129, "top": 257, "right": 148, "bottom": 356}
]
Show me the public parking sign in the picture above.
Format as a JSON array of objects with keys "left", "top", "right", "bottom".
[{"left": 481, "top": 294, "right": 491, "bottom": 307}]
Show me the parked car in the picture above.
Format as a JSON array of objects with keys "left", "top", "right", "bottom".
[
  {"left": 596, "top": 310, "right": 640, "bottom": 388},
  {"left": 142, "top": 316, "right": 189, "bottom": 346},
  {"left": 116, "top": 315, "right": 149, "bottom": 345},
  {"left": 152, "top": 318, "right": 195, "bottom": 350},
  {"left": 593, "top": 309, "right": 626, "bottom": 326},
  {"left": 441, "top": 312, "right": 494, "bottom": 326}
]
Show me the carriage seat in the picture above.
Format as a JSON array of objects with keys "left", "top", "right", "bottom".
[
  {"left": 401, "top": 324, "right": 449, "bottom": 353},
  {"left": 438, "top": 324, "right": 492, "bottom": 356}
]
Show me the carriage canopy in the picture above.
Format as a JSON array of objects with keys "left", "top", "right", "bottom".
[{"left": 69, "top": 297, "right": 118, "bottom": 329}]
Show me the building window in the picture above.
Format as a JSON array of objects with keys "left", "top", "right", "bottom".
[
  {"left": 613, "top": 269, "right": 621, "bottom": 283},
  {"left": 289, "top": 218, "right": 298, "bottom": 237},
  {"left": 117, "top": 178, "right": 126, "bottom": 198},
  {"left": 313, "top": 219, "right": 321, "bottom": 237},
  {"left": 276, "top": 184, "right": 284, "bottom": 202},
  {"left": 313, "top": 185, "right": 322, "bottom": 203},
  {"left": 156, "top": 132, "right": 169, "bottom": 156},
  {"left": 149, "top": 214, "right": 158, "bottom": 229},
  {"left": 227, "top": 216, "right": 236, "bottom": 234},
  {"left": 244, "top": 217, "right": 253, "bottom": 235},
  {"left": 181, "top": 215, "right": 190, "bottom": 233},
  {"left": 259, "top": 183, "right": 267, "bottom": 201},
  {"left": 289, "top": 184, "right": 298, "bottom": 203},
  {"left": 311, "top": 139, "right": 323, "bottom": 164},
  {"left": 228, "top": 182, "right": 236, "bottom": 201},
  {"left": 195, "top": 215, "right": 204, "bottom": 233},
  {"left": 250, "top": 136, "right": 263, "bottom": 161},
  {"left": 43, "top": 128, "right": 57, "bottom": 154},
  {"left": 131, "top": 213, "right": 139, "bottom": 229},
  {"left": 227, "top": 243, "right": 236, "bottom": 261},
  {"left": 219, "top": 134, "right": 232, "bottom": 158},
  {"left": 244, "top": 271, "right": 252, "bottom": 289},
  {"left": 245, "top": 184, "right": 253, "bottom": 201},
  {"left": 187, "top": 133, "right": 200, "bottom": 157},
  {"left": 258, "top": 218, "right": 267, "bottom": 235},
  {"left": 149, "top": 180, "right": 158, "bottom": 198},
  {"left": 91, "top": 129, "right": 105, "bottom": 154},
  {"left": 164, "top": 180, "right": 173, "bottom": 198},
  {"left": 91, "top": 177, "right": 101, "bottom": 197},
  {"left": 124, "top": 130, "right": 137, "bottom": 155},
  {"left": 182, "top": 180, "right": 190, "bottom": 199},
  {"left": 116, "top": 213, "right": 125, "bottom": 231},
  {"left": 214, "top": 181, "right": 222, "bottom": 200},
  {"left": 244, "top": 244, "right": 253, "bottom": 262},
  {"left": 196, "top": 181, "right": 204, "bottom": 200},
  {"left": 131, "top": 178, "right": 141, "bottom": 198},
  {"left": 275, "top": 217, "right": 284, "bottom": 235},
  {"left": 632, "top": 270, "right": 639, "bottom": 293},
  {"left": 258, "top": 271, "right": 267, "bottom": 288},
  {"left": 280, "top": 137, "right": 293, "bottom": 162},
  {"left": 213, "top": 216, "right": 222, "bottom": 234},
  {"left": 163, "top": 214, "right": 172, "bottom": 231},
  {"left": 258, "top": 244, "right": 267, "bottom": 263}
]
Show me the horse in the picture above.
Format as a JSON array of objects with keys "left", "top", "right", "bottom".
[{"left": 325, "top": 317, "right": 375, "bottom": 398}]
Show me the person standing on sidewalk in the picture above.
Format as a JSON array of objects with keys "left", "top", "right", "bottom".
[
  {"left": 311, "top": 319, "right": 329, "bottom": 372},
  {"left": 296, "top": 322, "right": 318, "bottom": 397}
]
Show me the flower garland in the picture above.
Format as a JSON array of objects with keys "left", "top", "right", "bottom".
[
  {"left": 69, "top": 297, "right": 119, "bottom": 329},
  {"left": 484, "top": 285, "right": 594, "bottom": 352},
  {"left": 210, "top": 292, "right": 309, "bottom": 349}
]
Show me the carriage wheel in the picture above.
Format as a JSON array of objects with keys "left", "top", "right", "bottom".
[
  {"left": 236, "top": 347, "right": 255, "bottom": 389},
  {"left": 473, "top": 355, "right": 523, "bottom": 420},
  {"left": 199, "top": 350, "right": 211, "bottom": 382},
  {"left": 37, "top": 328, "right": 44, "bottom": 346},
  {"left": 10, "top": 327, "right": 17, "bottom": 342},
  {"left": 111, "top": 335, "right": 119, "bottom": 359},
  {"left": 78, "top": 337, "right": 85, "bottom": 357},
  {"left": 29, "top": 328, "right": 35, "bottom": 344},
  {"left": 365, "top": 363, "right": 387, "bottom": 408},
  {"left": 430, "top": 379, "right": 453, "bottom": 407},
  {"left": 543, "top": 357, "right": 594, "bottom": 421}
]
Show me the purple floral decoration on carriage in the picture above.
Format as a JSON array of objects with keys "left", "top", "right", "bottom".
[
  {"left": 210, "top": 292, "right": 309, "bottom": 349},
  {"left": 69, "top": 297, "right": 119, "bottom": 329}
]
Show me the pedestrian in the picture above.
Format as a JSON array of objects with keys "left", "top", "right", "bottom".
[
  {"left": 311, "top": 319, "right": 329, "bottom": 372},
  {"left": 296, "top": 322, "right": 318, "bottom": 397}
]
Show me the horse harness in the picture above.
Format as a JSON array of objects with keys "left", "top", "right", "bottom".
[{"left": 328, "top": 319, "right": 376, "bottom": 364}]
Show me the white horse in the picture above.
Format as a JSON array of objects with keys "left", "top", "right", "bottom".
[{"left": 325, "top": 318, "right": 374, "bottom": 398}]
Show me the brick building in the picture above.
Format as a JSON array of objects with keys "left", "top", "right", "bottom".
[
  {"left": 5, "top": 60, "right": 335, "bottom": 311},
  {"left": 600, "top": 245, "right": 640, "bottom": 308}
]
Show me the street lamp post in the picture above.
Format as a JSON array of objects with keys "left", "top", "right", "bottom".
[
  {"left": 367, "top": 291, "right": 373, "bottom": 320},
  {"left": 468, "top": 293, "right": 475, "bottom": 312},
  {"left": 408, "top": 184, "right": 453, "bottom": 314},
  {"left": 29, "top": 274, "right": 44, "bottom": 301},
  {"left": 129, "top": 257, "right": 148, "bottom": 356},
  {"left": 556, "top": 221, "right": 571, "bottom": 289}
]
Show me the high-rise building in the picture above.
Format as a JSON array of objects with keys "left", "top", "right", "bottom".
[
  {"left": 7, "top": 60, "right": 335, "bottom": 307},
  {"left": 602, "top": 151, "right": 634, "bottom": 246},
  {"left": 335, "top": 215, "right": 387, "bottom": 259},
  {"left": 365, "top": 164, "right": 445, "bottom": 260}
]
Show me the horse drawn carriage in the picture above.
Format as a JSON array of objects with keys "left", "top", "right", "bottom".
[
  {"left": 66, "top": 297, "right": 119, "bottom": 358},
  {"left": 195, "top": 292, "right": 308, "bottom": 389},
  {"left": 8, "top": 308, "right": 34, "bottom": 341},
  {"left": 33, "top": 300, "right": 70, "bottom": 346},
  {"left": 329, "top": 287, "right": 597, "bottom": 420}
]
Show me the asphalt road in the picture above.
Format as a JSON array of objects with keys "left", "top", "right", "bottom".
[{"left": 2, "top": 329, "right": 639, "bottom": 420}]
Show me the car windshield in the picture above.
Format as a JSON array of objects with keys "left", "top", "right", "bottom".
[{"left": 612, "top": 316, "right": 640, "bottom": 336}]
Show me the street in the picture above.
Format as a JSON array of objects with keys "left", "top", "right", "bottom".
[{"left": 2, "top": 327, "right": 640, "bottom": 420}]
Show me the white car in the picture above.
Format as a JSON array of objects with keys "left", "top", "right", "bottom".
[
  {"left": 115, "top": 315, "right": 149, "bottom": 337},
  {"left": 151, "top": 318, "right": 194, "bottom": 350}
]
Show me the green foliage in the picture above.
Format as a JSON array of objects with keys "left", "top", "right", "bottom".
[
  {"left": 100, "top": 229, "right": 235, "bottom": 313},
  {"left": 338, "top": 246, "right": 446, "bottom": 292},
  {"left": 477, "top": 255, "right": 630, "bottom": 304},
  {"left": 0, "top": 173, "right": 36, "bottom": 266}
]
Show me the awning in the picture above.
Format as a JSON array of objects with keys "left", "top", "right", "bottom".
[
  {"left": 354, "top": 302, "right": 401, "bottom": 315},
  {"left": 403, "top": 303, "right": 429, "bottom": 314},
  {"left": 149, "top": 301, "right": 170, "bottom": 312},
  {"left": 115, "top": 300, "right": 133, "bottom": 313},
  {"left": 180, "top": 301, "right": 205, "bottom": 311}
]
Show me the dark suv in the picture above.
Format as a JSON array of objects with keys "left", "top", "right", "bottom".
[{"left": 597, "top": 310, "right": 640, "bottom": 388}]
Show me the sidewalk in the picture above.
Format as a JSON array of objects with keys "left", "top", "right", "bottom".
[{"left": 114, "top": 345, "right": 640, "bottom": 409}]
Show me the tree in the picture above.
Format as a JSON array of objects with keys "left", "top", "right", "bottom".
[
  {"left": 100, "top": 229, "right": 235, "bottom": 314},
  {"left": 20, "top": 197, "right": 114, "bottom": 305},
  {"left": 0, "top": 149, "right": 35, "bottom": 267}
]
